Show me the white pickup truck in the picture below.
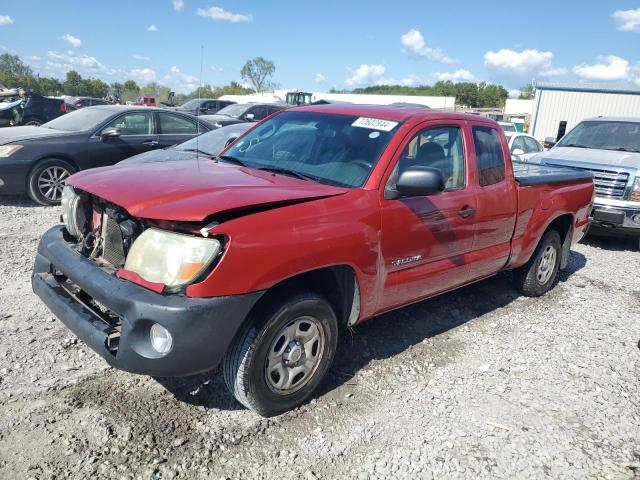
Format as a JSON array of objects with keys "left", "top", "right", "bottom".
[{"left": 531, "top": 117, "right": 640, "bottom": 247}]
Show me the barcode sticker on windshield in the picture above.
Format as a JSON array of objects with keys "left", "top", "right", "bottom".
[{"left": 352, "top": 117, "right": 399, "bottom": 131}]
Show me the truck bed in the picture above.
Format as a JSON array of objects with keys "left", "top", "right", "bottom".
[{"left": 513, "top": 161, "right": 593, "bottom": 186}]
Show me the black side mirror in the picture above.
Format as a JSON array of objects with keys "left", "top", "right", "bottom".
[
  {"left": 396, "top": 165, "right": 444, "bottom": 197},
  {"left": 100, "top": 127, "right": 121, "bottom": 140}
]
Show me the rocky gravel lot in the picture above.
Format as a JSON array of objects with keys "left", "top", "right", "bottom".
[{"left": 0, "top": 195, "right": 639, "bottom": 480}]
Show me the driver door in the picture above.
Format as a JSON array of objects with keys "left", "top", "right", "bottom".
[
  {"left": 379, "top": 121, "right": 478, "bottom": 312},
  {"left": 88, "top": 111, "right": 159, "bottom": 168}
]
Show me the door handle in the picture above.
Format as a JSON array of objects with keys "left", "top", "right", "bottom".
[
  {"left": 458, "top": 206, "right": 476, "bottom": 218},
  {"left": 143, "top": 140, "right": 158, "bottom": 146}
]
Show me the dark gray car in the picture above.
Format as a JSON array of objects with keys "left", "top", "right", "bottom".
[
  {"left": 170, "top": 98, "right": 235, "bottom": 117},
  {"left": 200, "top": 103, "right": 285, "bottom": 128},
  {"left": 118, "top": 123, "right": 253, "bottom": 165},
  {"left": 0, "top": 105, "right": 211, "bottom": 205}
]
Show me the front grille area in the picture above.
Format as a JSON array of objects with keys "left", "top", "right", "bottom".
[
  {"left": 546, "top": 163, "right": 629, "bottom": 199},
  {"left": 102, "top": 214, "right": 126, "bottom": 267}
]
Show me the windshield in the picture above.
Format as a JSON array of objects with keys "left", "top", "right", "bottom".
[
  {"left": 181, "top": 99, "right": 201, "bottom": 109},
  {"left": 216, "top": 103, "right": 251, "bottom": 118},
  {"left": 499, "top": 123, "right": 516, "bottom": 132},
  {"left": 176, "top": 123, "right": 252, "bottom": 155},
  {"left": 41, "top": 108, "right": 115, "bottom": 132},
  {"left": 223, "top": 111, "right": 399, "bottom": 187},
  {"left": 557, "top": 120, "right": 640, "bottom": 152}
]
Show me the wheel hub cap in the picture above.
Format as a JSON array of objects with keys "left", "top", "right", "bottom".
[
  {"left": 38, "top": 166, "right": 70, "bottom": 201},
  {"left": 536, "top": 245, "right": 556, "bottom": 284},
  {"left": 265, "top": 316, "right": 325, "bottom": 395}
]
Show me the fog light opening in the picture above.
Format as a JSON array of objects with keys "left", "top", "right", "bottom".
[
  {"left": 631, "top": 214, "right": 640, "bottom": 225},
  {"left": 150, "top": 323, "right": 173, "bottom": 355}
]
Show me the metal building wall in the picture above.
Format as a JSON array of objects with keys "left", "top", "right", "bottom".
[{"left": 530, "top": 89, "right": 640, "bottom": 140}]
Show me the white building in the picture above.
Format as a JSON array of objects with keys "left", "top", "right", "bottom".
[
  {"left": 529, "top": 82, "right": 640, "bottom": 141},
  {"left": 220, "top": 90, "right": 456, "bottom": 110}
]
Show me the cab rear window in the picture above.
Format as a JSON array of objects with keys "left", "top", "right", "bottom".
[{"left": 472, "top": 126, "right": 505, "bottom": 187}]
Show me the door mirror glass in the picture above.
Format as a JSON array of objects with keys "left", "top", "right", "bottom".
[
  {"left": 396, "top": 165, "right": 444, "bottom": 197},
  {"left": 100, "top": 127, "right": 121, "bottom": 140},
  {"left": 245, "top": 113, "right": 255, "bottom": 121}
]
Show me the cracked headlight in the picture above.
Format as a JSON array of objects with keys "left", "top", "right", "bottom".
[
  {"left": 61, "top": 185, "right": 83, "bottom": 238},
  {"left": 124, "top": 228, "right": 222, "bottom": 287}
]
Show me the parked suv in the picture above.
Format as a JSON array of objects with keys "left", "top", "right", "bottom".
[{"left": 532, "top": 117, "right": 640, "bottom": 246}]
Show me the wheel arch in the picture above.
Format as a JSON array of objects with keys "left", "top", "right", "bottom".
[
  {"left": 246, "top": 265, "right": 360, "bottom": 330},
  {"left": 544, "top": 213, "right": 574, "bottom": 269}
]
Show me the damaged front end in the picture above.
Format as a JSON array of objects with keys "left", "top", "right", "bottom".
[{"left": 32, "top": 185, "right": 263, "bottom": 376}]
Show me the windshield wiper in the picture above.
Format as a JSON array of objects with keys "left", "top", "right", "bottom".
[
  {"left": 258, "top": 166, "right": 318, "bottom": 182},
  {"left": 182, "top": 148, "right": 213, "bottom": 156},
  {"left": 612, "top": 147, "right": 640, "bottom": 153},
  {"left": 562, "top": 143, "right": 589, "bottom": 148},
  {"left": 215, "top": 155, "right": 248, "bottom": 166}
]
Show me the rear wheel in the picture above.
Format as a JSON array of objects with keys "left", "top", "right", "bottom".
[
  {"left": 27, "top": 159, "right": 75, "bottom": 205},
  {"left": 515, "top": 230, "right": 562, "bottom": 297},
  {"left": 23, "top": 116, "right": 44, "bottom": 126},
  {"left": 223, "top": 292, "right": 338, "bottom": 417}
]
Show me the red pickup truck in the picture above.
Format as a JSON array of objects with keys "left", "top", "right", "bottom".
[{"left": 32, "top": 104, "right": 594, "bottom": 416}]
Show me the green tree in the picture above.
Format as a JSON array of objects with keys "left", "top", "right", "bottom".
[
  {"left": 0, "top": 54, "right": 33, "bottom": 82},
  {"left": 518, "top": 83, "right": 535, "bottom": 99},
  {"left": 63, "top": 70, "right": 84, "bottom": 96},
  {"left": 240, "top": 57, "right": 274, "bottom": 92},
  {"left": 121, "top": 80, "right": 140, "bottom": 102}
]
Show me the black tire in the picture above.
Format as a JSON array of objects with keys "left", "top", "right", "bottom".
[
  {"left": 23, "top": 116, "right": 44, "bottom": 126},
  {"left": 223, "top": 291, "right": 339, "bottom": 417},
  {"left": 27, "top": 158, "right": 75, "bottom": 206},
  {"left": 515, "top": 230, "right": 562, "bottom": 297}
]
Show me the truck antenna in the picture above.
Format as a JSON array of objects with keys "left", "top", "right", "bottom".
[{"left": 196, "top": 44, "right": 204, "bottom": 172}]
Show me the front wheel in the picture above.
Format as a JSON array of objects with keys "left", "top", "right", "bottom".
[
  {"left": 515, "top": 230, "right": 562, "bottom": 297},
  {"left": 27, "top": 159, "right": 75, "bottom": 205},
  {"left": 223, "top": 292, "right": 338, "bottom": 417}
]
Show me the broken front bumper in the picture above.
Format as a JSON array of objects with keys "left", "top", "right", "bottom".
[{"left": 32, "top": 226, "right": 264, "bottom": 377}]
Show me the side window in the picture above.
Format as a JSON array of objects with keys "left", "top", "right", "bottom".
[
  {"left": 250, "top": 106, "right": 267, "bottom": 121},
  {"left": 104, "top": 112, "right": 152, "bottom": 135},
  {"left": 472, "top": 126, "right": 505, "bottom": 187},
  {"left": 398, "top": 125, "right": 466, "bottom": 191},
  {"left": 511, "top": 136, "right": 526, "bottom": 153},
  {"left": 158, "top": 113, "right": 198, "bottom": 135},
  {"left": 524, "top": 136, "right": 542, "bottom": 153}
]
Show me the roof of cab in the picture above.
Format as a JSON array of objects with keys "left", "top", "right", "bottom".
[{"left": 289, "top": 103, "right": 493, "bottom": 124}]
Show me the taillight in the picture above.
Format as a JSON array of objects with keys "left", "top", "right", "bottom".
[{"left": 60, "top": 103, "right": 71, "bottom": 113}]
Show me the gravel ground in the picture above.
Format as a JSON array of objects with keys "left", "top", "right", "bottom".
[{"left": 0, "top": 195, "right": 639, "bottom": 480}]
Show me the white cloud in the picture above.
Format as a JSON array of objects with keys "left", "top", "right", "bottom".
[
  {"left": 612, "top": 8, "right": 640, "bottom": 32},
  {"left": 398, "top": 74, "right": 421, "bottom": 87},
  {"left": 47, "top": 50, "right": 116, "bottom": 75},
  {"left": 197, "top": 6, "right": 252, "bottom": 23},
  {"left": 147, "top": 24, "right": 158, "bottom": 32},
  {"left": 484, "top": 49, "right": 553, "bottom": 73},
  {"left": 433, "top": 69, "right": 475, "bottom": 82},
  {"left": 314, "top": 73, "right": 326, "bottom": 83},
  {"left": 345, "top": 64, "right": 386, "bottom": 86},
  {"left": 26, "top": 55, "right": 41, "bottom": 61},
  {"left": 508, "top": 89, "right": 521, "bottom": 99},
  {"left": 61, "top": 34, "right": 82, "bottom": 48},
  {"left": 400, "top": 29, "right": 457, "bottom": 64},
  {"left": 211, "top": 65, "right": 224, "bottom": 73},
  {"left": 483, "top": 48, "right": 565, "bottom": 85},
  {"left": 573, "top": 55, "right": 630, "bottom": 81},
  {"left": 130, "top": 68, "right": 157, "bottom": 82},
  {"left": 0, "top": 15, "right": 13, "bottom": 26},
  {"left": 172, "top": 0, "right": 184, "bottom": 12},
  {"left": 132, "top": 54, "right": 151, "bottom": 61},
  {"left": 169, "top": 65, "right": 199, "bottom": 83}
]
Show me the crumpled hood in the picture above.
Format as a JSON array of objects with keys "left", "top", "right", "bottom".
[
  {"left": 0, "top": 126, "right": 74, "bottom": 145},
  {"left": 67, "top": 160, "right": 348, "bottom": 222},
  {"left": 534, "top": 146, "right": 640, "bottom": 170}
]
